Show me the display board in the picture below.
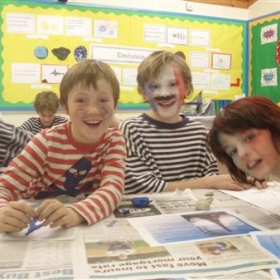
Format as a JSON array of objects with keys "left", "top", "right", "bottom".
[
  {"left": 250, "top": 12, "right": 280, "bottom": 103},
  {"left": 0, "top": 0, "right": 247, "bottom": 110}
]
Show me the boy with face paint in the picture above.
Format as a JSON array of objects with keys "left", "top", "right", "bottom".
[{"left": 120, "top": 50, "right": 251, "bottom": 194}]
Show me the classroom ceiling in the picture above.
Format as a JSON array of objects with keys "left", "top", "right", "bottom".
[{"left": 188, "top": 0, "right": 257, "bottom": 9}]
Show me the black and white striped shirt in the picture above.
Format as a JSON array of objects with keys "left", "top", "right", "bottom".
[
  {"left": 19, "top": 115, "right": 68, "bottom": 135},
  {"left": 120, "top": 114, "right": 219, "bottom": 194},
  {"left": 0, "top": 120, "right": 32, "bottom": 167}
]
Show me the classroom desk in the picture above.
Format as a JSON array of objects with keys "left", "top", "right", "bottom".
[{"left": 1, "top": 189, "right": 280, "bottom": 279}]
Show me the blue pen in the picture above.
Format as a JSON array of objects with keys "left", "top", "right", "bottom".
[{"left": 25, "top": 217, "right": 44, "bottom": 236}]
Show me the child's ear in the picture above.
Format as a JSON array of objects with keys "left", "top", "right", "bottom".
[
  {"left": 62, "top": 105, "right": 69, "bottom": 114},
  {"left": 184, "top": 84, "right": 191, "bottom": 98},
  {"left": 139, "top": 88, "right": 148, "bottom": 102}
]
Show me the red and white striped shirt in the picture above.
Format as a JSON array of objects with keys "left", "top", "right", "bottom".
[{"left": 0, "top": 122, "right": 126, "bottom": 225}]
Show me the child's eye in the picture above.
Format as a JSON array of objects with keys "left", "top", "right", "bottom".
[
  {"left": 227, "top": 148, "right": 237, "bottom": 157},
  {"left": 75, "top": 97, "right": 85, "bottom": 103},
  {"left": 100, "top": 98, "right": 109, "bottom": 103},
  {"left": 244, "top": 133, "right": 255, "bottom": 142},
  {"left": 148, "top": 84, "right": 158, "bottom": 91}
]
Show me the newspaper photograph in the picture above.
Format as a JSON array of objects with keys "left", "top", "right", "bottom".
[{"left": 127, "top": 210, "right": 264, "bottom": 247}]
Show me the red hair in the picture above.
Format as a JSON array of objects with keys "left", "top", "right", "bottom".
[{"left": 208, "top": 96, "right": 280, "bottom": 183}]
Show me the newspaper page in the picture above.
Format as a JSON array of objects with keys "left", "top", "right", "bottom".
[
  {"left": 193, "top": 189, "right": 280, "bottom": 230},
  {"left": 81, "top": 218, "right": 280, "bottom": 279},
  {"left": 0, "top": 226, "right": 79, "bottom": 279},
  {"left": 117, "top": 190, "right": 280, "bottom": 231},
  {"left": 0, "top": 239, "right": 75, "bottom": 279},
  {"left": 127, "top": 210, "right": 265, "bottom": 247},
  {"left": 251, "top": 230, "right": 280, "bottom": 279},
  {"left": 221, "top": 182, "right": 280, "bottom": 216}
]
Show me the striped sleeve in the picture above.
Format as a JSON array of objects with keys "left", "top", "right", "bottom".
[
  {"left": 0, "top": 121, "right": 32, "bottom": 167},
  {"left": 18, "top": 118, "right": 40, "bottom": 135},
  {"left": 0, "top": 133, "right": 48, "bottom": 207},
  {"left": 52, "top": 115, "right": 69, "bottom": 126}
]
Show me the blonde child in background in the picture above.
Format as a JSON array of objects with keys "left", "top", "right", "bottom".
[
  {"left": 19, "top": 90, "right": 68, "bottom": 135},
  {"left": 120, "top": 50, "right": 252, "bottom": 194},
  {"left": 0, "top": 59, "right": 126, "bottom": 233}
]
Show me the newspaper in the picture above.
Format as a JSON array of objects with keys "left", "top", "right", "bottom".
[
  {"left": 0, "top": 239, "right": 75, "bottom": 279},
  {"left": 188, "top": 188, "right": 280, "bottom": 230},
  {"left": 0, "top": 191, "right": 280, "bottom": 279},
  {"left": 251, "top": 230, "right": 280, "bottom": 279},
  {"left": 222, "top": 182, "right": 280, "bottom": 216},
  {"left": 116, "top": 190, "right": 280, "bottom": 231},
  {"left": 114, "top": 189, "right": 197, "bottom": 218},
  {"left": 81, "top": 219, "right": 280, "bottom": 279}
]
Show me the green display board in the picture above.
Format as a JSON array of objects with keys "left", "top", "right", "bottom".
[
  {"left": 0, "top": 0, "right": 247, "bottom": 110},
  {"left": 250, "top": 12, "right": 280, "bottom": 103}
]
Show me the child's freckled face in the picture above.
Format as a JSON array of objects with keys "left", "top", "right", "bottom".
[
  {"left": 65, "top": 79, "right": 115, "bottom": 144},
  {"left": 144, "top": 64, "right": 187, "bottom": 123}
]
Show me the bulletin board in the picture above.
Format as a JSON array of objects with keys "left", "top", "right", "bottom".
[
  {"left": 0, "top": 0, "right": 247, "bottom": 111},
  {"left": 250, "top": 12, "right": 280, "bottom": 103}
]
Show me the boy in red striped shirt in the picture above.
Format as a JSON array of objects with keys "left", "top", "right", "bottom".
[{"left": 0, "top": 59, "right": 126, "bottom": 233}]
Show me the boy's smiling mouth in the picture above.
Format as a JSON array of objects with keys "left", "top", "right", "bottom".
[
  {"left": 84, "top": 120, "right": 102, "bottom": 126},
  {"left": 157, "top": 100, "right": 175, "bottom": 107},
  {"left": 154, "top": 95, "right": 176, "bottom": 107}
]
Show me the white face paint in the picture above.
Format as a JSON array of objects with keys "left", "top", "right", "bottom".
[{"left": 144, "top": 64, "right": 187, "bottom": 123}]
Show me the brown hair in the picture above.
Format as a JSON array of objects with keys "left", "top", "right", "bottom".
[
  {"left": 34, "top": 91, "right": 60, "bottom": 114},
  {"left": 174, "top": 51, "right": 186, "bottom": 60},
  {"left": 60, "top": 59, "right": 120, "bottom": 108},
  {"left": 137, "top": 50, "right": 193, "bottom": 98},
  {"left": 208, "top": 96, "right": 280, "bottom": 183}
]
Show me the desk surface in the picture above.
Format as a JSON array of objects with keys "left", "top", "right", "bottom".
[{"left": 0, "top": 189, "right": 280, "bottom": 279}]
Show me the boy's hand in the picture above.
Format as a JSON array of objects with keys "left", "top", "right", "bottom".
[
  {"left": 0, "top": 201, "right": 34, "bottom": 233},
  {"left": 36, "top": 199, "right": 84, "bottom": 228}
]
